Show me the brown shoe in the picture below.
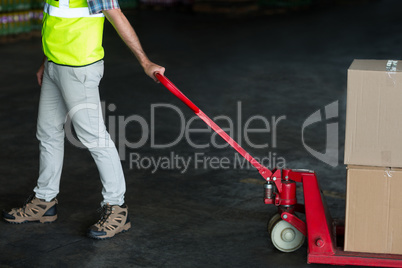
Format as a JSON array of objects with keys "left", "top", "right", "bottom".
[
  {"left": 87, "top": 203, "right": 131, "bottom": 240},
  {"left": 2, "top": 194, "right": 58, "bottom": 224}
]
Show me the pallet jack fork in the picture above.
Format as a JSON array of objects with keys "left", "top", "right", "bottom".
[
  {"left": 265, "top": 168, "right": 402, "bottom": 267},
  {"left": 155, "top": 73, "right": 402, "bottom": 267}
]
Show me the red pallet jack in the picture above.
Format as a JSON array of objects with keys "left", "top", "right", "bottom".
[{"left": 155, "top": 73, "right": 402, "bottom": 267}]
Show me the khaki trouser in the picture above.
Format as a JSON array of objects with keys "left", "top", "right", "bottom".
[{"left": 34, "top": 60, "right": 126, "bottom": 206}]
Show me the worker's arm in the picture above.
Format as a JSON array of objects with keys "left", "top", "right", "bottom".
[
  {"left": 36, "top": 56, "right": 46, "bottom": 86},
  {"left": 103, "top": 9, "right": 165, "bottom": 82}
]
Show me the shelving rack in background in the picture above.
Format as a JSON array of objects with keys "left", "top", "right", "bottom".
[
  {"left": 0, "top": 0, "right": 44, "bottom": 43},
  {"left": 0, "top": 0, "right": 378, "bottom": 43}
]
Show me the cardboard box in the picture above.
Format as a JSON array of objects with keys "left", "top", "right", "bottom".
[
  {"left": 344, "top": 59, "right": 402, "bottom": 167},
  {"left": 345, "top": 165, "right": 402, "bottom": 254}
]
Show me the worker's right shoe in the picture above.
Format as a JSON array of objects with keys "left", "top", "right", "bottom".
[
  {"left": 2, "top": 194, "right": 58, "bottom": 224},
  {"left": 87, "top": 203, "right": 131, "bottom": 240}
]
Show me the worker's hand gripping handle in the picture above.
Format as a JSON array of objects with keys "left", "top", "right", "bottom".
[{"left": 155, "top": 73, "right": 200, "bottom": 113}]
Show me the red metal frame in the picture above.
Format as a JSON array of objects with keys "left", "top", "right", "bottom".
[
  {"left": 286, "top": 169, "right": 402, "bottom": 267},
  {"left": 155, "top": 73, "right": 402, "bottom": 267},
  {"left": 282, "top": 212, "right": 307, "bottom": 237}
]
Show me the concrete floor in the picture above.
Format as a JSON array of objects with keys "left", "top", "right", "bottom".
[{"left": 1, "top": 0, "right": 402, "bottom": 267}]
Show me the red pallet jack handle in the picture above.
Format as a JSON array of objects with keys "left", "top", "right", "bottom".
[{"left": 155, "top": 73, "right": 273, "bottom": 181}]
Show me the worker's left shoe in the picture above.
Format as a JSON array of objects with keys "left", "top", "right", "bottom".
[
  {"left": 2, "top": 194, "right": 58, "bottom": 224},
  {"left": 87, "top": 203, "right": 131, "bottom": 240}
]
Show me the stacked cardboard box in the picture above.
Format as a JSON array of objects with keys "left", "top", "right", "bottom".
[{"left": 344, "top": 59, "right": 402, "bottom": 254}]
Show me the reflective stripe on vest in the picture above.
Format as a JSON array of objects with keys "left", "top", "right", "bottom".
[
  {"left": 44, "top": 3, "right": 104, "bottom": 18},
  {"left": 42, "top": 0, "right": 105, "bottom": 66}
]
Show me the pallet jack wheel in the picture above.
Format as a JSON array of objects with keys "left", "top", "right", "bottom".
[
  {"left": 271, "top": 220, "right": 305, "bottom": 252},
  {"left": 267, "top": 213, "right": 281, "bottom": 234}
]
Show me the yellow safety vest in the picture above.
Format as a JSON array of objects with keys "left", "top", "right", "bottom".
[{"left": 42, "top": 0, "right": 105, "bottom": 66}]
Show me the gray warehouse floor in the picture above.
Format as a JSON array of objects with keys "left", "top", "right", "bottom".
[{"left": 1, "top": 0, "right": 401, "bottom": 267}]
